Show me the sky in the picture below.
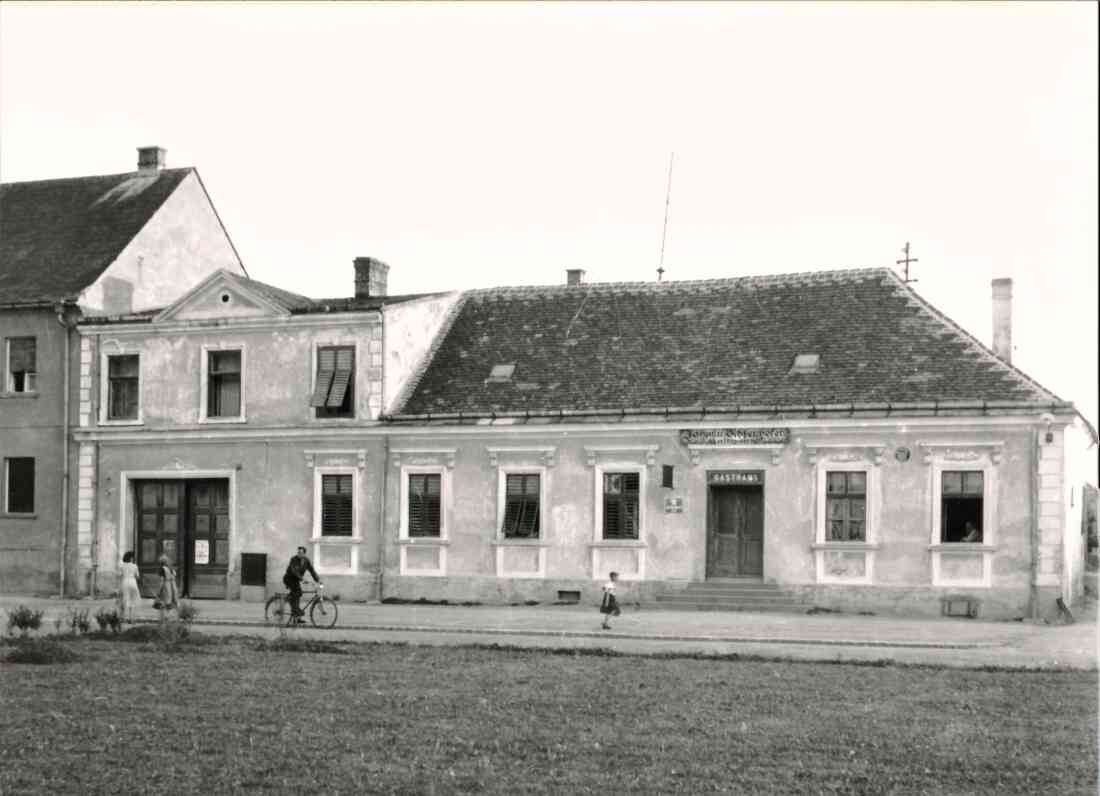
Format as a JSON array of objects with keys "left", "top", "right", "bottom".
[{"left": 1, "top": 2, "right": 1097, "bottom": 427}]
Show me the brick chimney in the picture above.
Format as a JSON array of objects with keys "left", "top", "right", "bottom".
[
  {"left": 354, "top": 257, "right": 389, "bottom": 299},
  {"left": 566, "top": 268, "right": 586, "bottom": 286},
  {"left": 137, "top": 146, "right": 166, "bottom": 173},
  {"left": 992, "top": 278, "right": 1012, "bottom": 363}
]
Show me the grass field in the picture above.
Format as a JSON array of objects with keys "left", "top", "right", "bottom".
[{"left": 1, "top": 634, "right": 1096, "bottom": 795}]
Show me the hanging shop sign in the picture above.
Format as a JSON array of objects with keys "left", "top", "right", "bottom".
[{"left": 680, "top": 428, "right": 790, "bottom": 446}]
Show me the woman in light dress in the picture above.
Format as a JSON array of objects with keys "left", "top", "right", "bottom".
[{"left": 117, "top": 550, "right": 142, "bottom": 624}]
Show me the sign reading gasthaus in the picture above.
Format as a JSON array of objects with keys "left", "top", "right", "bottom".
[{"left": 679, "top": 428, "right": 791, "bottom": 445}]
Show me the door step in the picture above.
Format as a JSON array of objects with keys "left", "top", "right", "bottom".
[{"left": 651, "top": 580, "right": 807, "bottom": 613}]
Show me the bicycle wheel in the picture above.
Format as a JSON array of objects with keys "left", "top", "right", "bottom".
[
  {"left": 265, "top": 594, "right": 291, "bottom": 626},
  {"left": 309, "top": 595, "right": 338, "bottom": 628}
]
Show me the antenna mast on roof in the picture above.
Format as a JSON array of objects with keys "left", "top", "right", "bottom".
[
  {"left": 657, "top": 152, "right": 674, "bottom": 282},
  {"left": 897, "top": 241, "right": 919, "bottom": 284}
]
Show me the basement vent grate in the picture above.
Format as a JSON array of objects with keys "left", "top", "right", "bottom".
[
  {"left": 942, "top": 598, "right": 978, "bottom": 618},
  {"left": 556, "top": 590, "right": 581, "bottom": 604}
]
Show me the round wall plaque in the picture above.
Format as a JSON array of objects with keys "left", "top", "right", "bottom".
[{"left": 895, "top": 447, "right": 911, "bottom": 462}]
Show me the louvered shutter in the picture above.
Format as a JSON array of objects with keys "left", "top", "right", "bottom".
[
  {"left": 311, "top": 348, "right": 337, "bottom": 407},
  {"left": 409, "top": 474, "right": 442, "bottom": 537},
  {"left": 325, "top": 348, "right": 354, "bottom": 408},
  {"left": 321, "top": 474, "right": 353, "bottom": 536}
]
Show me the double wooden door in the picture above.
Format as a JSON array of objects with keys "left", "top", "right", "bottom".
[
  {"left": 135, "top": 479, "right": 229, "bottom": 598},
  {"left": 706, "top": 485, "right": 764, "bottom": 578}
]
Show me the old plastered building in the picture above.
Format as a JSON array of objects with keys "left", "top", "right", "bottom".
[
  {"left": 383, "top": 268, "right": 1095, "bottom": 620},
  {"left": 73, "top": 260, "right": 456, "bottom": 598},
  {"left": 71, "top": 264, "right": 1094, "bottom": 620},
  {"left": 0, "top": 147, "right": 244, "bottom": 593}
]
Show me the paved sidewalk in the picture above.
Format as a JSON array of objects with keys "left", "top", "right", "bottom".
[{"left": 2, "top": 593, "right": 1095, "bottom": 670}]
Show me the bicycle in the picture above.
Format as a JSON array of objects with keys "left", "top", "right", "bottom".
[{"left": 265, "top": 584, "right": 338, "bottom": 629}]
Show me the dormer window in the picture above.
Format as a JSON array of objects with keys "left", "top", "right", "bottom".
[
  {"left": 789, "top": 354, "right": 820, "bottom": 374},
  {"left": 486, "top": 363, "right": 515, "bottom": 383}
]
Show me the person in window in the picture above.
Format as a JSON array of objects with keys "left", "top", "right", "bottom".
[
  {"left": 600, "top": 571, "right": 622, "bottom": 630},
  {"left": 283, "top": 546, "right": 321, "bottom": 623},
  {"left": 962, "top": 522, "right": 982, "bottom": 543},
  {"left": 117, "top": 551, "right": 141, "bottom": 624}
]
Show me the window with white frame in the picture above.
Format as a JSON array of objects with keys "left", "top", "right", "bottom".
[
  {"left": 200, "top": 346, "right": 245, "bottom": 421},
  {"left": 408, "top": 472, "right": 442, "bottom": 538},
  {"left": 602, "top": 472, "right": 640, "bottom": 539},
  {"left": 311, "top": 345, "right": 355, "bottom": 419},
  {"left": 826, "top": 471, "right": 866, "bottom": 541},
  {"left": 940, "top": 471, "right": 984, "bottom": 543},
  {"left": 501, "top": 473, "right": 541, "bottom": 538},
  {"left": 4, "top": 457, "right": 35, "bottom": 514},
  {"left": 6, "top": 337, "right": 36, "bottom": 393},
  {"left": 320, "top": 473, "right": 354, "bottom": 537},
  {"left": 106, "top": 354, "right": 140, "bottom": 421}
]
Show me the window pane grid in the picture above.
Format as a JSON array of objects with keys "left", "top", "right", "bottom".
[
  {"left": 942, "top": 471, "right": 984, "bottom": 542},
  {"left": 408, "top": 474, "right": 442, "bottom": 537},
  {"left": 825, "top": 471, "right": 866, "bottom": 541},
  {"left": 321, "top": 474, "right": 353, "bottom": 536},
  {"left": 107, "top": 355, "right": 139, "bottom": 420}
]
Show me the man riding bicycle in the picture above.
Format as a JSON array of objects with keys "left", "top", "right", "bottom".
[{"left": 283, "top": 545, "right": 322, "bottom": 623}]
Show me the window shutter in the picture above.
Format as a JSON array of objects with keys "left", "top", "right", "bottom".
[
  {"left": 321, "top": 474, "right": 353, "bottom": 536},
  {"left": 5, "top": 458, "right": 34, "bottom": 513},
  {"left": 311, "top": 348, "right": 337, "bottom": 407},
  {"left": 8, "top": 338, "right": 35, "bottom": 372},
  {"left": 326, "top": 348, "right": 354, "bottom": 408}
]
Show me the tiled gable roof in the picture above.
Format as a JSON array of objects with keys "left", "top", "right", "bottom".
[
  {"left": 0, "top": 169, "right": 192, "bottom": 305},
  {"left": 397, "top": 267, "right": 1062, "bottom": 416}
]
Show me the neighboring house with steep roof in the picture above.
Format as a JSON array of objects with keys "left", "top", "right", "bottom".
[
  {"left": 381, "top": 267, "right": 1095, "bottom": 620},
  {"left": 0, "top": 147, "right": 245, "bottom": 594},
  {"left": 72, "top": 259, "right": 457, "bottom": 600}
]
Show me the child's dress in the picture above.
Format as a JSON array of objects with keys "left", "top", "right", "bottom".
[{"left": 600, "top": 581, "right": 621, "bottom": 616}]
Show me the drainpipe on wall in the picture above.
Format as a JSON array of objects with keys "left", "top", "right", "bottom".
[
  {"left": 1029, "top": 427, "right": 1040, "bottom": 619},
  {"left": 55, "top": 306, "right": 73, "bottom": 598},
  {"left": 377, "top": 436, "right": 388, "bottom": 602}
]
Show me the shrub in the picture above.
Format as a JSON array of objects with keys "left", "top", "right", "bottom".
[
  {"left": 64, "top": 607, "right": 92, "bottom": 635},
  {"left": 6, "top": 605, "right": 44, "bottom": 637},
  {"left": 2, "top": 638, "right": 80, "bottom": 664},
  {"left": 94, "top": 608, "right": 122, "bottom": 634},
  {"left": 177, "top": 601, "right": 200, "bottom": 624}
]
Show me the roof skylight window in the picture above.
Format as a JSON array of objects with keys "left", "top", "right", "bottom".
[
  {"left": 486, "top": 363, "right": 516, "bottom": 383},
  {"left": 789, "top": 354, "right": 821, "bottom": 374}
]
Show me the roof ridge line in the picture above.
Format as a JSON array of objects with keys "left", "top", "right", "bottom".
[
  {"left": 882, "top": 269, "right": 1063, "bottom": 404},
  {"left": 0, "top": 167, "right": 194, "bottom": 187},
  {"left": 465, "top": 266, "right": 894, "bottom": 296}
]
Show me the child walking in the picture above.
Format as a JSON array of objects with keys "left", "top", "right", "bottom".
[{"left": 600, "top": 571, "right": 621, "bottom": 630}]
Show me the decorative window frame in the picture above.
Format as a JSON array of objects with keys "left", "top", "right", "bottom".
[
  {"left": 585, "top": 446, "right": 654, "bottom": 581},
  {"left": 309, "top": 463, "right": 362, "bottom": 576},
  {"left": 310, "top": 339, "right": 360, "bottom": 421},
  {"left": 199, "top": 343, "right": 246, "bottom": 423},
  {"left": 99, "top": 346, "right": 143, "bottom": 426},
  {"left": 919, "top": 441, "right": 1002, "bottom": 589},
  {"left": 394, "top": 450, "right": 455, "bottom": 577},
  {"left": 804, "top": 444, "right": 884, "bottom": 585},
  {"left": 490, "top": 446, "right": 555, "bottom": 578}
]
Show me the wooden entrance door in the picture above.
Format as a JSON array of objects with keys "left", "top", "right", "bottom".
[
  {"left": 135, "top": 479, "right": 229, "bottom": 599},
  {"left": 135, "top": 481, "right": 183, "bottom": 596},
  {"left": 707, "top": 485, "right": 764, "bottom": 577},
  {"left": 186, "top": 480, "right": 230, "bottom": 598}
]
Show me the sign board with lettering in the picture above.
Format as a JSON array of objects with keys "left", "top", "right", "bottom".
[
  {"left": 680, "top": 428, "right": 790, "bottom": 446},
  {"left": 664, "top": 496, "right": 684, "bottom": 513},
  {"left": 194, "top": 540, "right": 210, "bottom": 565},
  {"left": 707, "top": 470, "right": 764, "bottom": 486}
]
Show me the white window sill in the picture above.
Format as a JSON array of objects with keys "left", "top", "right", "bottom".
[
  {"left": 928, "top": 543, "right": 998, "bottom": 552},
  {"left": 199, "top": 417, "right": 247, "bottom": 424},
  {"left": 309, "top": 535, "right": 362, "bottom": 544},
  {"left": 811, "top": 542, "right": 881, "bottom": 552},
  {"left": 0, "top": 391, "right": 38, "bottom": 399},
  {"left": 100, "top": 418, "right": 143, "bottom": 426},
  {"left": 398, "top": 537, "right": 450, "bottom": 546},
  {"left": 492, "top": 538, "right": 549, "bottom": 547},
  {"left": 589, "top": 539, "right": 646, "bottom": 548},
  {"left": 1, "top": 512, "right": 37, "bottom": 519}
]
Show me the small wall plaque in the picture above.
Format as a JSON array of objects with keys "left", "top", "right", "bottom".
[
  {"left": 664, "top": 497, "right": 683, "bottom": 513},
  {"left": 895, "top": 447, "right": 911, "bottom": 463}
]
